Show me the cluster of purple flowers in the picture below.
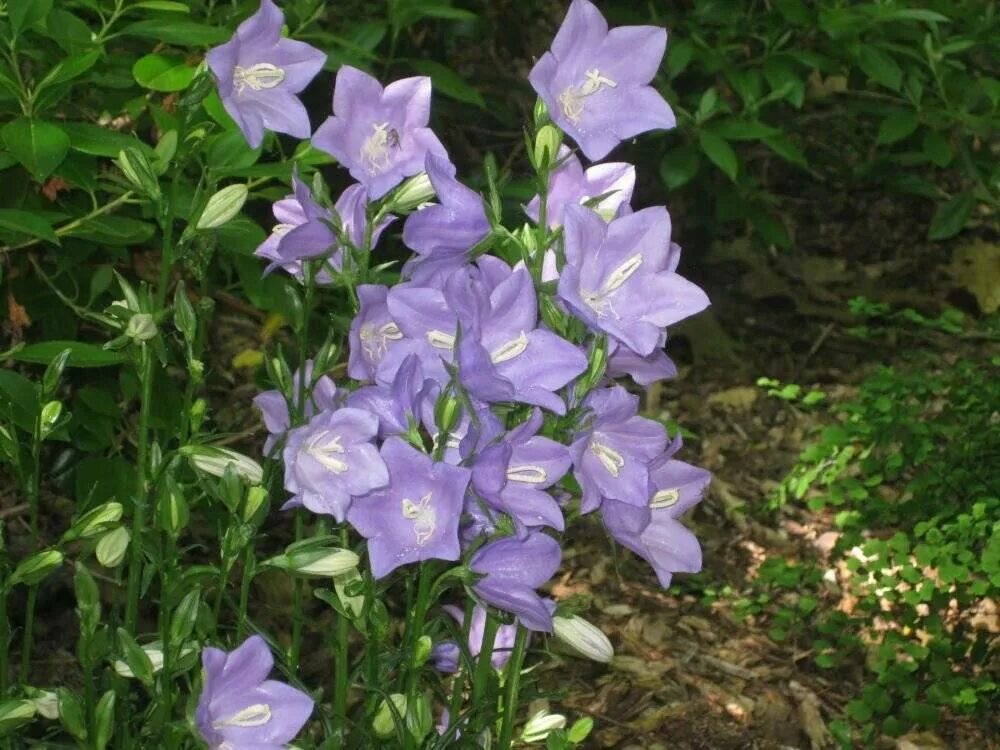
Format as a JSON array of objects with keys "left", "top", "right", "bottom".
[{"left": 198, "top": 0, "right": 712, "bottom": 744}]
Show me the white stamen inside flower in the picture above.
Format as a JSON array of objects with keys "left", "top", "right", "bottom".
[
  {"left": 426, "top": 330, "right": 456, "bottom": 350},
  {"left": 401, "top": 492, "right": 436, "bottom": 545},
  {"left": 590, "top": 440, "right": 625, "bottom": 477},
  {"left": 558, "top": 69, "right": 618, "bottom": 125},
  {"left": 213, "top": 703, "right": 272, "bottom": 729},
  {"left": 272, "top": 222, "right": 295, "bottom": 237},
  {"left": 306, "top": 430, "right": 349, "bottom": 474},
  {"left": 360, "top": 122, "right": 399, "bottom": 175},
  {"left": 360, "top": 321, "right": 403, "bottom": 362},
  {"left": 490, "top": 331, "right": 529, "bottom": 364},
  {"left": 581, "top": 253, "right": 643, "bottom": 318},
  {"left": 650, "top": 488, "right": 680, "bottom": 509},
  {"left": 506, "top": 465, "right": 548, "bottom": 484},
  {"left": 233, "top": 64, "right": 285, "bottom": 95}
]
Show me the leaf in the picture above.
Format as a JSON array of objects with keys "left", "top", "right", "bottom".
[
  {"left": 13, "top": 341, "right": 125, "bottom": 368},
  {"left": 857, "top": 47, "right": 902, "bottom": 91},
  {"left": 667, "top": 39, "right": 694, "bottom": 77},
  {"left": 885, "top": 9, "right": 950, "bottom": 23},
  {"left": 119, "top": 19, "right": 228, "bottom": 46},
  {"left": 407, "top": 59, "right": 485, "bottom": 108},
  {"left": 0, "top": 118, "right": 70, "bottom": 181},
  {"left": 928, "top": 192, "right": 975, "bottom": 241},
  {"left": 59, "top": 123, "right": 154, "bottom": 158},
  {"left": 130, "top": 1, "right": 190, "bottom": 11},
  {"left": 710, "top": 118, "right": 782, "bottom": 141},
  {"left": 922, "top": 130, "right": 952, "bottom": 167},
  {"left": 132, "top": 54, "right": 195, "bottom": 92},
  {"left": 64, "top": 215, "right": 156, "bottom": 245},
  {"left": 659, "top": 146, "right": 700, "bottom": 190},
  {"left": 698, "top": 131, "right": 738, "bottom": 180},
  {"left": 876, "top": 110, "right": 919, "bottom": 144},
  {"left": 0, "top": 209, "right": 59, "bottom": 245},
  {"left": 37, "top": 49, "right": 102, "bottom": 90},
  {"left": 8, "top": 0, "right": 54, "bottom": 35},
  {"left": 0, "top": 371, "right": 39, "bottom": 431}
]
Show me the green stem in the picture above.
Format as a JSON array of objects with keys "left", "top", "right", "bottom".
[
  {"left": 158, "top": 539, "right": 176, "bottom": 747},
  {"left": 18, "top": 586, "right": 36, "bottom": 684},
  {"left": 403, "top": 565, "right": 433, "bottom": 696},
  {"left": 236, "top": 541, "right": 255, "bottom": 640},
  {"left": 332, "top": 540, "right": 350, "bottom": 742},
  {"left": 470, "top": 610, "right": 499, "bottom": 724},
  {"left": 289, "top": 514, "right": 305, "bottom": 673},
  {"left": 124, "top": 345, "right": 154, "bottom": 634},
  {"left": 0, "top": 192, "right": 135, "bottom": 254},
  {"left": 496, "top": 626, "right": 528, "bottom": 750},
  {"left": 0, "top": 588, "right": 7, "bottom": 697}
]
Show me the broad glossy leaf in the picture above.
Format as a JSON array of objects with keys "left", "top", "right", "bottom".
[
  {"left": 8, "top": 0, "right": 53, "bottom": 35},
  {"left": 857, "top": 47, "right": 902, "bottom": 92},
  {"left": 120, "top": 19, "right": 227, "bottom": 46},
  {"left": 59, "top": 123, "right": 154, "bottom": 158},
  {"left": 876, "top": 110, "right": 919, "bottom": 144},
  {"left": 659, "top": 146, "right": 700, "bottom": 190},
  {"left": 132, "top": 53, "right": 196, "bottom": 92},
  {"left": 928, "top": 192, "right": 974, "bottom": 241},
  {"left": 38, "top": 49, "right": 102, "bottom": 90},
  {"left": 13, "top": 341, "right": 125, "bottom": 368},
  {"left": 0, "top": 118, "right": 70, "bottom": 181},
  {"left": 0, "top": 370, "right": 40, "bottom": 431},
  {"left": 698, "top": 131, "right": 738, "bottom": 181},
  {"left": 64, "top": 215, "right": 156, "bottom": 245}
]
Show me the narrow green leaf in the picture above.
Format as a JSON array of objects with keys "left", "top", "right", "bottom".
[
  {"left": 130, "top": 1, "right": 191, "bottom": 11},
  {"left": 37, "top": 49, "right": 102, "bottom": 90},
  {"left": 698, "top": 131, "right": 738, "bottom": 180},
  {"left": 710, "top": 118, "right": 782, "bottom": 141},
  {"left": 64, "top": 215, "right": 156, "bottom": 245},
  {"left": 928, "top": 192, "right": 974, "bottom": 241},
  {"left": 0, "top": 209, "right": 59, "bottom": 244},
  {"left": 60, "top": 122, "right": 154, "bottom": 158},
  {"left": 407, "top": 59, "right": 485, "bottom": 108},
  {"left": 0, "top": 118, "right": 70, "bottom": 181},
  {"left": 12, "top": 341, "right": 125, "bottom": 368},
  {"left": 119, "top": 19, "right": 228, "bottom": 46}
]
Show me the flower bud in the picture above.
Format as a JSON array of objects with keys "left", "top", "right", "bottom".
[
  {"left": 39, "top": 400, "right": 62, "bottom": 438},
  {"left": 0, "top": 699, "right": 36, "bottom": 734},
  {"left": 413, "top": 635, "right": 433, "bottom": 669},
  {"left": 10, "top": 549, "right": 63, "bottom": 587},
  {"left": 532, "top": 124, "right": 562, "bottom": 171},
  {"left": 577, "top": 335, "right": 609, "bottom": 396},
  {"left": 385, "top": 172, "right": 435, "bottom": 212},
  {"left": 126, "top": 313, "right": 157, "bottom": 343},
  {"left": 182, "top": 445, "right": 263, "bottom": 484},
  {"left": 64, "top": 501, "right": 124, "bottom": 542},
  {"left": 333, "top": 567, "right": 365, "bottom": 618},
  {"left": 190, "top": 398, "right": 207, "bottom": 432},
  {"left": 28, "top": 690, "right": 59, "bottom": 720},
  {"left": 372, "top": 694, "right": 407, "bottom": 739},
  {"left": 521, "top": 709, "right": 566, "bottom": 743},
  {"left": 116, "top": 147, "right": 161, "bottom": 201},
  {"left": 96, "top": 527, "right": 130, "bottom": 568},
  {"left": 552, "top": 615, "right": 614, "bottom": 663},
  {"left": 196, "top": 184, "right": 248, "bottom": 230},
  {"left": 113, "top": 645, "right": 163, "bottom": 678},
  {"left": 533, "top": 97, "right": 550, "bottom": 128},
  {"left": 264, "top": 548, "right": 359, "bottom": 578},
  {"left": 243, "top": 485, "right": 269, "bottom": 523},
  {"left": 434, "top": 390, "right": 461, "bottom": 436}
]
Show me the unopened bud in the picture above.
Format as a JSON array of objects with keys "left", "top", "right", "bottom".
[
  {"left": 64, "top": 501, "right": 124, "bottom": 542},
  {"left": 96, "top": 527, "right": 130, "bottom": 568},
  {"left": 28, "top": 690, "right": 59, "bottom": 720},
  {"left": 182, "top": 445, "right": 263, "bottom": 484},
  {"left": 372, "top": 694, "right": 407, "bottom": 739},
  {"left": 39, "top": 400, "right": 63, "bottom": 438},
  {"left": 116, "top": 147, "right": 161, "bottom": 201},
  {"left": 0, "top": 699, "right": 36, "bottom": 732},
  {"left": 552, "top": 615, "right": 614, "bottom": 663},
  {"left": 521, "top": 709, "right": 566, "bottom": 743},
  {"left": 264, "top": 548, "right": 359, "bottom": 578},
  {"left": 333, "top": 567, "right": 365, "bottom": 618},
  {"left": 196, "top": 184, "right": 248, "bottom": 229},
  {"left": 532, "top": 125, "right": 562, "bottom": 171},
  {"left": 126, "top": 313, "right": 157, "bottom": 342},
  {"left": 10, "top": 549, "right": 63, "bottom": 587},
  {"left": 434, "top": 390, "right": 461, "bottom": 436},
  {"left": 243, "top": 485, "right": 269, "bottom": 523},
  {"left": 386, "top": 172, "right": 435, "bottom": 212}
]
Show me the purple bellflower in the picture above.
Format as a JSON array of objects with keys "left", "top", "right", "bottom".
[
  {"left": 347, "top": 437, "right": 471, "bottom": 579},
  {"left": 432, "top": 604, "right": 519, "bottom": 673},
  {"left": 253, "top": 360, "right": 338, "bottom": 456},
  {"left": 312, "top": 66, "right": 448, "bottom": 199},
  {"left": 606, "top": 336, "right": 678, "bottom": 388},
  {"left": 401, "top": 154, "right": 490, "bottom": 283},
  {"left": 206, "top": 0, "right": 326, "bottom": 148},
  {"left": 526, "top": 146, "right": 635, "bottom": 228},
  {"left": 282, "top": 407, "right": 388, "bottom": 522},
  {"left": 558, "top": 204, "right": 710, "bottom": 356},
  {"left": 470, "top": 532, "right": 561, "bottom": 632},
  {"left": 601, "top": 440, "right": 710, "bottom": 586},
  {"left": 347, "top": 354, "right": 436, "bottom": 438},
  {"left": 348, "top": 285, "right": 406, "bottom": 383},
  {"left": 570, "top": 385, "right": 668, "bottom": 513},
  {"left": 196, "top": 635, "right": 314, "bottom": 750},
  {"left": 382, "top": 275, "right": 460, "bottom": 386},
  {"left": 528, "top": 0, "right": 675, "bottom": 161}
]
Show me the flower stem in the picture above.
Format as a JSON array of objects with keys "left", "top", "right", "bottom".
[
  {"left": 332, "top": 529, "right": 350, "bottom": 739},
  {"left": 0, "top": 589, "right": 7, "bottom": 697},
  {"left": 17, "top": 586, "right": 36, "bottom": 684},
  {"left": 403, "top": 564, "right": 434, "bottom": 696},
  {"left": 124, "top": 344, "right": 154, "bottom": 634},
  {"left": 496, "top": 625, "right": 528, "bottom": 750},
  {"left": 236, "top": 540, "right": 255, "bottom": 640},
  {"left": 471, "top": 610, "right": 499, "bottom": 719}
]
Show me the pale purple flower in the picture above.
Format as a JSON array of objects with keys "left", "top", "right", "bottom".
[
  {"left": 347, "top": 437, "right": 471, "bottom": 579},
  {"left": 253, "top": 360, "right": 338, "bottom": 455},
  {"left": 526, "top": 146, "right": 634, "bottom": 228},
  {"left": 282, "top": 408, "right": 388, "bottom": 522},
  {"left": 445, "top": 261, "right": 588, "bottom": 414},
  {"left": 558, "top": 204, "right": 709, "bottom": 356},
  {"left": 347, "top": 354, "right": 435, "bottom": 438},
  {"left": 381, "top": 274, "right": 460, "bottom": 386},
  {"left": 570, "top": 385, "right": 667, "bottom": 513},
  {"left": 312, "top": 66, "right": 448, "bottom": 198},
  {"left": 470, "top": 532, "right": 561, "bottom": 632},
  {"left": 402, "top": 154, "right": 490, "bottom": 282},
  {"left": 528, "top": 0, "right": 675, "bottom": 160},
  {"left": 601, "top": 440, "right": 710, "bottom": 586},
  {"left": 206, "top": 0, "right": 326, "bottom": 148},
  {"left": 606, "top": 336, "right": 678, "bottom": 387},
  {"left": 196, "top": 635, "right": 313, "bottom": 750},
  {"left": 432, "top": 605, "right": 519, "bottom": 673},
  {"left": 348, "top": 285, "right": 405, "bottom": 383}
]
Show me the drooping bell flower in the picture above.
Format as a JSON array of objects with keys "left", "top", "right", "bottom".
[
  {"left": 528, "top": 0, "right": 675, "bottom": 161},
  {"left": 601, "top": 439, "right": 710, "bottom": 586},
  {"left": 432, "top": 604, "right": 519, "bottom": 673},
  {"left": 282, "top": 407, "right": 388, "bottom": 522},
  {"left": 526, "top": 146, "right": 635, "bottom": 228},
  {"left": 347, "top": 354, "right": 435, "bottom": 438},
  {"left": 312, "top": 66, "right": 448, "bottom": 199},
  {"left": 558, "top": 204, "right": 709, "bottom": 357},
  {"left": 206, "top": 0, "right": 326, "bottom": 148},
  {"left": 195, "top": 635, "right": 314, "bottom": 750},
  {"left": 470, "top": 532, "right": 561, "bottom": 632},
  {"left": 253, "top": 360, "right": 339, "bottom": 455},
  {"left": 401, "top": 154, "right": 490, "bottom": 283},
  {"left": 606, "top": 336, "right": 678, "bottom": 388},
  {"left": 347, "top": 437, "right": 471, "bottom": 579},
  {"left": 347, "top": 285, "right": 405, "bottom": 383},
  {"left": 381, "top": 273, "right": 461, "bottom": 386},
  {"left": 570, "top": 385, "right": 667, "bottom": 513}
]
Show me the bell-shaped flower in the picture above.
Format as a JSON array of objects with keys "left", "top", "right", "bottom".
[
  {"left": 347, "top": 437, "right": 471, "bottom": 579},
  {"left": 347, "top": 285, "right": 406, "bottom": 383},
  {"left": 558, "top": 205, "right": 709, "bottom": 356},
  {"left": 470, "top": 532, "right": 561, "bottom": 632},
  {"left": 382, "top": 273, "right": 461, "bottom": 386},
  {"left": 526, "top": 146, "right": 634, "bottom": 228},
  {"left": 432, "top": 604, "right": 519, "bottom": 673},
  {"left": 570, "top": 385, "right": 667, "bottom": 513},
  {"left": 528, "top": 0, "right": 674, "bottom": 160},
  {"left": 601, "top": 438, "right": 710, "bottom": 587},
  {"left": 253, "top": 360, "right": 338, "bottom": 455},
  {"left": 347, "top": 354, "right": 435, "bottom": 438},
  {"left": 312, "top": 66, "right": 448, "bottom": 198},
  {"left": 606, "top": 335, "right": 678, "bottom": 388},
  {"left": 282, "top": 408, "right": 388, "bottom": 522},
  {"left": 195, "top": 635, "right": 313, "bottom": 750},
  {"left": 401, "top": 154, "right": 490, "bottom": 283},
  {"left": 206, "top": 0, "right": 326, "bottom": 148}
]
